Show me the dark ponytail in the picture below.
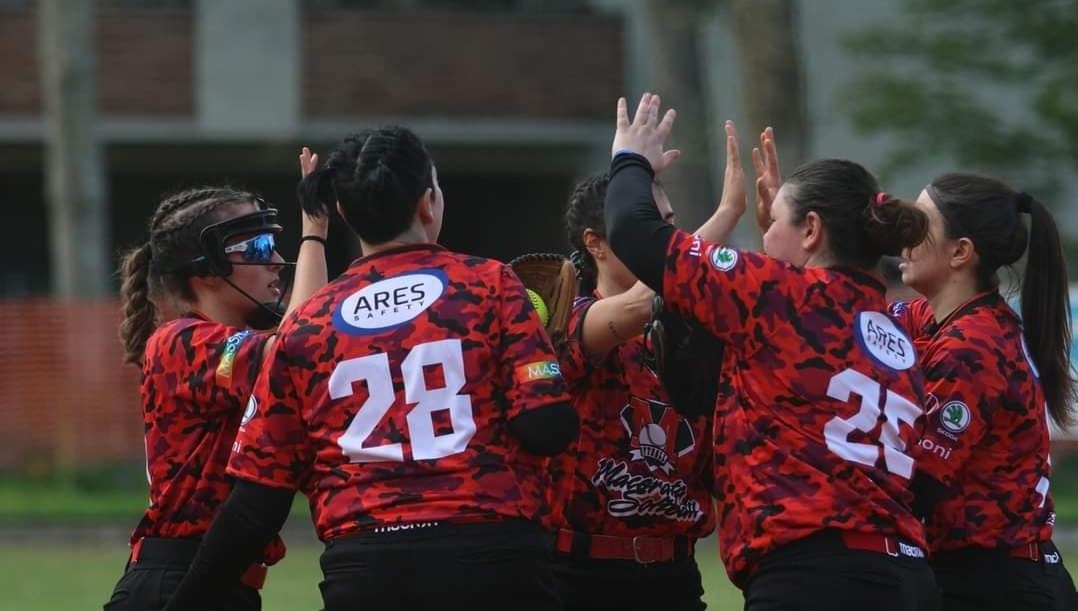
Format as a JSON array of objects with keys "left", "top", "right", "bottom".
[
  {"left": 306, "top": 127, "right": 434, "bottom": 244},
  {"left": 928, "top": 173, "right": 1075, "bottom": 428},
  {"left": 565, "top": 172, "right": 609, "bottom": 296},
  {"left": 297, "top": 165, "right": 337, "bottom": 218},
  {"left": 1022, "top": 197, "right": 1074, "bottom": 428},
  {"left": 785, "top": 159, "right": 928, "bottom": 268},
  {"left": 118, "top": 243, "right": 156, "bottom": 366}
]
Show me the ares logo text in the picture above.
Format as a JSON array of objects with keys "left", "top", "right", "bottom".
[{"left": 334, "top": 271, "right": 446, "bottom": 334}]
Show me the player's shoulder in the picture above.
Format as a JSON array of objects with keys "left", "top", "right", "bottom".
[
  {"left": 419, "top": 249, "right": 511, "bottom": 287},
  {"left": 888, "top": 296, "right": 933, "bottom": 331},
  {"left": 146, "top": 316, "right": 267, "bottom": 369},
  {"left": 926, "top": 310, "right": 1014, "bottom": 379},
  {"left": 150, "top": 316, "right": 257, "bottom": 348},
  {"left": 945, "top": 297, "right": 1019, "bottom": 345}
]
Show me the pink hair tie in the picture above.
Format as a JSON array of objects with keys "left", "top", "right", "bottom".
[{"left": 875, "top": 192, "right": 888, "bottom": 205}]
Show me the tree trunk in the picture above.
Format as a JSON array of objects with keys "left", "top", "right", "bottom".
[
  {"left": 731, "top": 0, "right": 808, "bottom": 183},
  {"left": 640, "top": 0, "right": 716, "bottom": 231},
  {"left": 38, "top": 0, "right": 110, "bottom": 482},
  {"left": 38, "top": 0, "right": 110, "bottom": 297}
]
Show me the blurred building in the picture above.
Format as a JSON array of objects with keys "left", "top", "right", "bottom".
[
  {"left": 4, "top": 1, "right": 1076, "bottom": 471},
  {"left": 0, "top": 0, "right": 627, "bottom": 470},
  {"left": 0, "top": 0, "right": 623, "bottom": 293}
]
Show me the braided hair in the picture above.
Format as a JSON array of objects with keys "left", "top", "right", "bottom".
[
  {"left": 298, "top": 126, "right": 434, "bottom": 244},
  {"left": 118, "top": 187, "right": 259, "bottom": 366},
  {"left": 565, "top": 172, "right": 609, "bottom": 296}
]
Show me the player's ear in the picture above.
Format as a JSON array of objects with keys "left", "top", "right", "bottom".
[
  {"left": 801, "top": 210, "right": 826, "bottom": 253},
  {"left": 417, "top": 188, "right": 435, "bottom": 224},
  {"left": 582, "top": 228, "right": 603, "bottom": 258},
  {"left": 950, "top": 236, "right": 976, "bottom": 270}
]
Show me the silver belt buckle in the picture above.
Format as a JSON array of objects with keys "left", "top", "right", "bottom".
[{"left": 632, "top": 535, "right": 658, "bottom": 565}]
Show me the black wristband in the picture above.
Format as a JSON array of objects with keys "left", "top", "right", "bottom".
[{"left": 299, "top": 235, "right": 327, "bottom": 247}]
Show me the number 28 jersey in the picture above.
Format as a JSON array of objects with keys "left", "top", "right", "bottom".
[
  {"left": 227, "top": 244, "right": 571, "bottom": 541},
  {"left": 662, "top": 231, "right": 929, "bottom": 586}
]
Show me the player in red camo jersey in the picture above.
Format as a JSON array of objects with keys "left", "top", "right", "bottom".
[
  {"left": 549, "top": 121, "right": 745, "bottom": 611},
  {"left": 604, "top": 93, "right": 939, "bottom": 611},
  {"left": 104, "top": 150, "right": 330, "bottom": 611},
  {"left": 162, "top": 126, "right": 578, "bottom": 611},
  {"left": 892, "top": 173, "right": 1078, "bottom": 611}
]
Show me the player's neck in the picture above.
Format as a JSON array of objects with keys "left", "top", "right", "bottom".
[
  {"left": 596, "top": 275, "right": 631, "bottom": 299},
  {"left": 191, "top": 298, "right": 247, "bottom": 329},
  {"left": 360, "top": 227, "right": 432, "bottom": 257},
  {"left": 926, "top": 275, "right": 981, "bottom": 323}
]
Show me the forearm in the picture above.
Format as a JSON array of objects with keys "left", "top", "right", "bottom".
[
  {"left": 580, "top": 282, "right": 654, "bottom": 359},
  {"left": 695, "top": 207, "right": 741, "bottom": 245},
  {"left": 283, "top": 217, "right": 329, "bottom": 320},
  {"left": 605, "top": 153, "right": 675, "bottom": 292}
]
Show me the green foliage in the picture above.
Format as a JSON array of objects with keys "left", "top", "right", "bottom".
[{"left": 842, "top": 0, "right": 1078, "bottom": 195}]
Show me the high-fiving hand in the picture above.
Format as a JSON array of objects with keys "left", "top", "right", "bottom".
[
  {"left": 751, "top": 126, "right": 781, "bottom": 234},
  {"left": 612, "top": 93, "right": 681, "bottom": 175},
  {"left": 718, "top": 120, "right": 747, "bottom": 221}
]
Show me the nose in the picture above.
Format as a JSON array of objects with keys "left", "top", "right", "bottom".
[{"left": 268, "top": 250, "right": 285, "bottom": 271}]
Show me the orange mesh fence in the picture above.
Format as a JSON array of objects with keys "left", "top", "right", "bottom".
[
  {"left": 0, "top": 299, "right": 142, "bottom": 474},
  {"left": 1, "top": 298, "right": 1076, "bottom": 476}
]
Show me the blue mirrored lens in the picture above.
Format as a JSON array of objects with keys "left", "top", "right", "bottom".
[{"left": 244, "top": 234, "right": 275, "bottom": 262}]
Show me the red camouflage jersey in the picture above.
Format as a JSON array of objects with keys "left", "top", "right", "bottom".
[
  {"left": 548, "top": 295, "right": 715, "bottom": 541},
  {"left": 227, "top": 243, "right": 571, "bottom": 541},
  {"left": 891, "top": 293, "right": 1054, "bottom": 553},
  {"left": 132, "top": 315, "right": 285, "bottom": 564},
  {"left": 662, "top": 230, "right": 929, "bottom": 586}
]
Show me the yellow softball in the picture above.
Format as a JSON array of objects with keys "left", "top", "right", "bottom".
[{"left": 526, "top": 289, "right": 550, "bottom": 326}]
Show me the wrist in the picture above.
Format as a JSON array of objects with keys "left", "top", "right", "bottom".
[{"left": 299, "top": 235, "right": 327, "bottom": 247}]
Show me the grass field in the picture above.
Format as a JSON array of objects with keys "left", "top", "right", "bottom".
[
  {"left": 1, "top": 537, "right": 744, "bottom": 611},
  {"left": 7, "top": 535, "right": 1077, "bottom": 610},
  {"left": 5, "top": 454, "right": 1078, "bottom": 611}
]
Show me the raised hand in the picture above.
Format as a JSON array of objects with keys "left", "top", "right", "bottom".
[
  {"left": 298, "top": 146, "right": 330, "bottom": 230},
  {"left": 693, "top": 120, "right": 746, "bottom": 244},
  {"left": 718, "top": 120, "right": 747, "bottom": 221},
  {"left": 751, "top": 126, "right": 781, "bottom": 233},
  {"left": 612, "top": 93, "right": 681, "bottom": 175},
  {"left": 299, "top": 146, "right": 319, "bottom": 179}
]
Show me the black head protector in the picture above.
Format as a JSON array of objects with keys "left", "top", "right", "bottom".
[
  {"left": 186, "top": 203, "right": 284, "bottom": 277},
  {"left": 182, "top": 201, "right": 294, "bottom": 330}
]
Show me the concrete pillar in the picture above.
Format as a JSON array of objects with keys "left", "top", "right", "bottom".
[
  {"left": 196, "top": 0, "right": 299, "bottom": 137},
  {"left": 38, "top": 0, "right": 110, "bottom": 297}
]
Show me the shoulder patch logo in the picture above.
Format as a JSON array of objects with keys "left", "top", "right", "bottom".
[
  {"left": 217, "top": 329, "right": 254, "bottom": 384},
  {"left": 516, "top": 360, "right": 562, "bottom": 382},
  {"left": 855, "top": 311, "right": 916, "bottom": 371},
  {"left": 333, "top": 269, "right": 447, "bottom": 335},
  {"left": 939, "top": 400, "right": 971, "bottom": 434},
  {"left": 709, "top": 246, "right": 738, "bottom": 272}
]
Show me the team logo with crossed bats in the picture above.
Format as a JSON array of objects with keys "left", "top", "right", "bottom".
[{"left": 620, "top": 396, "right": 696, "bottom": 474}]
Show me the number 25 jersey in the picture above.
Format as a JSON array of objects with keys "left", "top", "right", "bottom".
[
  {"left": 662, "top": 231, "right": 929, "bottom": 586},
  {"left": 227, "top": 243, "right": 571, "bottom": 541}
]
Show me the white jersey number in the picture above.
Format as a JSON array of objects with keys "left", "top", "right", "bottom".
[
  {"left": 823, "top": 368, "right": 922, "bottom": 479},
  {"left": 330, "top": 339, "right": 476, "bottom": 462}
]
